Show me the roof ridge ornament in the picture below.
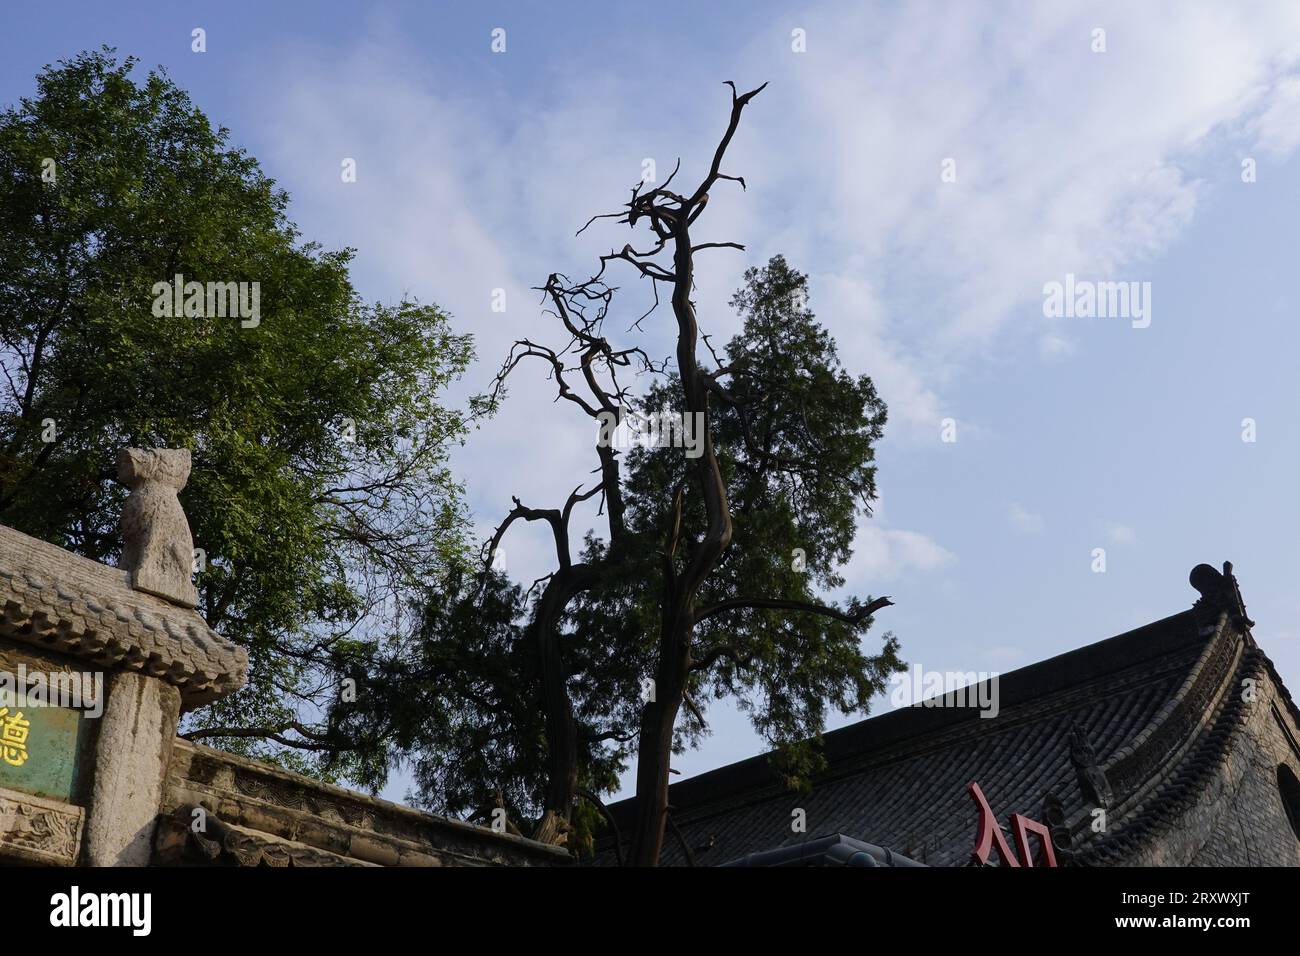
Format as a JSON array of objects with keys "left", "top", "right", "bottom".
[
  {"left": 1189, "top": 561, "right": 1254, "bottom": 627},
  {"left": 1069, "top": 721, "right": 1113, "bottom": 809},
  {"left": 117, "top": 448, "right": 199, "bottom": 609}
]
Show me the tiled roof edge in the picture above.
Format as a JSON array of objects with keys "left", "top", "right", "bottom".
[
  {"left": 1097, "top": 611, "right": 1240, "bottom": 811},
  {"left": 0, "top": 524, "right": 247, "bottom": 706},
  {"left": 1072, "top": 637, "right": 1266, "bottom": 865},
  {"left": 617, "top": 607, "right": 1205, "bottom": 818}
]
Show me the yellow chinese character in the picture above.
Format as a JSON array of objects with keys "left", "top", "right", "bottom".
[{"left": 0, "top": 707, "right": 30, "bottom": 767}]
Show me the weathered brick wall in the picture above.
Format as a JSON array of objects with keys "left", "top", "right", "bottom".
[
  {"left": 1185, "top": 669, "right": 1300, "bottom": 866},
  {"left": 1123, "top": 661, "right": 1300, "bottom": 866},
  {"left": 1105, "top": 654, "right": 1300, "bottom": 867}
]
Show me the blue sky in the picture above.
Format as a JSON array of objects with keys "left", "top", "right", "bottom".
[{"left": 6, "top": 1, "right": 1300, "bottom": 804}]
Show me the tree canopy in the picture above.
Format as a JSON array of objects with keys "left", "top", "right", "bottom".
[
  {"left": 1, "top": 56, "right": 900, "bottom": 864},
  {"left": 0, "top": 49, "right": 477, "bottom": 780},
  {"left": 342, "top": 250, "right": 900, "bottom": 860},
  {"left": 489, "top": 85, "right": 903, "bottom": 865},
  {"left": 612, "top": 253, "right": 898, "bottom": 774}
]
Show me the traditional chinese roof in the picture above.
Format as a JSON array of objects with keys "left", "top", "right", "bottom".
[
  {"left": 0, "top": 524, "right": 247, "bottom": 707},
  {"left": 598, "top": 563, "right": 1294, "bottom": 866}
]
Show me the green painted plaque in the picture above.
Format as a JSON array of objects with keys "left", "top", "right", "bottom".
[{"left": 0, "top": 704, "right": 85, "bottom": 802}]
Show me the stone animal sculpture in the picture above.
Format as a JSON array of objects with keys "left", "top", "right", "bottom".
[{"left": 118, "top": 448, "right": 199, "bottom": 608}]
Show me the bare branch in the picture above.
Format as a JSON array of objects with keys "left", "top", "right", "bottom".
[
  {"left": 690, "top": 642, "right": 757, "bottom": 674},
  {"left": 693, "top": 595, "right": 893, "bottom": 628},
  {"left": 689, "top": 81, "right": 767, "bottom": 206},
  {"left": 181, "top": 722, "right": 338, "bottom": 752},
  {"left": 690, "top": 241, "right": 745, "bottom": 253}
]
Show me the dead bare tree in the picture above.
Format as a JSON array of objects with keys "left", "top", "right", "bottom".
[
  {"left": 482, "top": 271, "right": 664, "bottom": 844},
  {"left": 487, "top": 81, "right": 894, "bottom": 863}
]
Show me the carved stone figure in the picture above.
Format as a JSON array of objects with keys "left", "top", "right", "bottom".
[
  {"left": 118, "top": 448, "right": 198, "bottom": 608},
  {"left": 1041, "top": 790, "right": 1074, "bottom": 864},
  {"left": 1069, "top": 722, "right": 1113, "bottom": 809}
]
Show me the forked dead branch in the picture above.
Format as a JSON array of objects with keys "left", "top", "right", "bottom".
[{"left": 484, "top": 81, "right": 895, "bottom": 865}]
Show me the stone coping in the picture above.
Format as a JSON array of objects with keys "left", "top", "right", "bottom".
[
  {"left": 155, "top": 805, "right": 375, "bottom": 867},
  {"left": 166, "top": 741, "right": 572, "bottom": 866},
  {"left": 0, "top": 524, "right": 247, "bottom": 707}
]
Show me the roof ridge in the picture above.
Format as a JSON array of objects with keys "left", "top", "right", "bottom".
[{"left": 1094, "top": 611, "right": 1240, "bottom": 817}]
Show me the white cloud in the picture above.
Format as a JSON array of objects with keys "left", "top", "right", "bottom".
[
  {"left": 843, "top": 521, "right": 957, "bottom": 583},
  {"left": 808, "top": 269, "right": 944, "bottom": 434},
  {"left": 1039, "top": 331, "right": 1077, "bottom": 360},
  {"left": 1106, "top": 522, "right": 1138, "bottom": 546},
  {"left": 1250, "top": 75, "right": 1300, "bottom": 157},
  {"left": 729, "top": 0, "right": 1300, "bottom": 433},
  {"left": 246, "top": 2, "right": 1295, "bottom": 588},
  {"left": 1010, "top": 503, "right": 1045, "bottom": 535}
]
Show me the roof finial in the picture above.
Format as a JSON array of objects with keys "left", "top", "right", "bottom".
[
  {"left": 117, "top": 448, "right": 199, "bottom": 608},
  {"left": 1189, "top": 561, "right": 1253, "bottom": 626}
]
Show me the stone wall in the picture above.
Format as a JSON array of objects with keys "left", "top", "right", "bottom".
[{"left": 156, "top": 740, "right": 570, "bottom": 867}]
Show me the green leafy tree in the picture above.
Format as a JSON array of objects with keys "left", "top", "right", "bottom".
[
  {"left": 365, "top": 86, "right": 901, "bottom": 864},
  {"left": 0, "top": 49, "right": 476, "bottom": 780},
  {"left": 371, "top": 251, "right": 901, "bottom": 860},
  {"left": 329, "top": 566, "right": 628, "bottom": 857},
  {"left": 524, "top": 85, "right": 900, "bottom": 865},
  {"left": 570, "top": 254, "right": 901, "bottom": 863}
]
